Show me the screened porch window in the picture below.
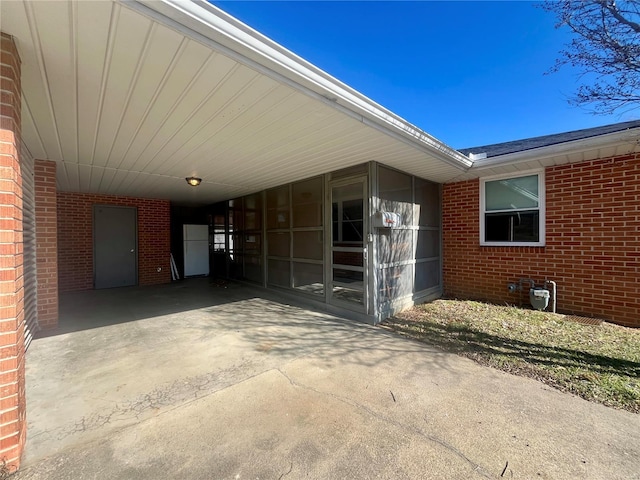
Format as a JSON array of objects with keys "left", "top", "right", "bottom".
[
  {"left": 480, "top": 171, "right": 545, "bottom": 246},
  {"left": 332, "top": 199, "right": 364, "bottom": 243}
]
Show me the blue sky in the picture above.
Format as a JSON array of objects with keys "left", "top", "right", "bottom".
[{"left": 213, "top": 1, "right": 636, "bottom": 149}]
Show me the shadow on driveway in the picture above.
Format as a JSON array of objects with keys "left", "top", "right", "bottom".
[{"left": 25, "top": 279, "right": 455, "bottom": 463}]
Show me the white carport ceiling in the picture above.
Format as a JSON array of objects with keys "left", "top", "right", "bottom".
[{"left": 1, "top": 0, "right": 471, "bottom": 205}]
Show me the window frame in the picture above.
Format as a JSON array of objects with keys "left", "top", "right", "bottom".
[{"left": 479, "top": 169, "right": 545, "bottom": 247}]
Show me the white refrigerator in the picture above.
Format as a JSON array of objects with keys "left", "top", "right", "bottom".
[{"left": 183, "top": 224, "right": 210, "bottom": 277}]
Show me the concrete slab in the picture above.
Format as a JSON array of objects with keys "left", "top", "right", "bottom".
[{"left": 17, "top": 279, "right": 640, "bottom": 479}]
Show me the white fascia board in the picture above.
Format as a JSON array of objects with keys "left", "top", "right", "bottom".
[
  {"left": 121, "top": 0, "right": 472, "bottom": 171},
  {"left": 470, "top": 128, "right": 640, "bottom": 171}
]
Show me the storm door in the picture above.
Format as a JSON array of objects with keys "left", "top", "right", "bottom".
[{"left": 329, "top": 177, "right": 368, "bottom": 313}]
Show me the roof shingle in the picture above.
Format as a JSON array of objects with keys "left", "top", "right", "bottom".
[{"left": 458, "top": 120, "right": 640, "bottom": 158}]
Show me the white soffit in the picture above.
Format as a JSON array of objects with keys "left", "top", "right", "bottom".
[{"left": 1, "top": 0, "right": 470, "bottom": 205}]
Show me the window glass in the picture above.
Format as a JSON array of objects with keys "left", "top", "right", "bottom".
[
  {"left": 485, "top": 211, "right": 539, "bottom": 243},
  {"left": 332, "top": 183, "right": 364, "bottom": 244},
  {"left": 244, "top": 193, "right": 262, "bottom": 230},
  {"left": 293, "top": 231, "right": 323, "bottom": 260},
  {"left": 213, "top": 233, "right": 226, "bottom": 252},
  {"left": 292, "top": 177, "right": 322, "bottom": 227},
  {"left": 414, "top": 179, "right": 440, "bottom": 227},
  {"left": 332, "top": 268, "right": 364, "bottom": 304},
  {"left": 213, "top": 214, "right": 226, "bottom": 253},
  {"left": 416, "top": 230, "right": 439, "bottom": 259},
  {"left": 379, "top": 167, "right": 412, "bottom": 202},
  {"left": 244, "top": 256, "right": 262, "bottom": 284},
  {"left": 293, "top": 262, "right": 323, "bottom": 295},
  {"left": 266, "top": 186, "right": 290, "bottom": 229},
  {"left": 415, "top": 260, "right": 440, "bottom": 292},
  {"left": 228, "top": 198, "right": 243, "bottom": 232},
  {"left": 228, "top": 254, "right": 243, "bottom": 279},
  {"left": 332, "top": 200, "right": 364, "bottom": 243},
  {"left": 244, "top": 234, "right": 261, "bottom": 255},
  {"left": 341, "top": 200, "right": 363, "bottom": 242},
  {"left": 378, "top": 166, "right": 412, "bottom": 225},
  {"left": 379, "top": 265, "right": 412, "bottom": 302},
  {"left": 230, "top": 234, "right": 242, "bottom": 253},
  {"left": 378, "top": 229, "right": 413, "bottom": 264},
  {"left": 482, "top": 172, "right": 543, "bottom": 245},
  {"left": 333, "top": 250, "right": 363, "bottom": 267},
  {"left": 267, "top": 232, "right": 290, "bottom": 258},
  {"left": 268, "top": 259, "right": 290, "bottom": 287},
  {"left": 485, "top": 175, "right": 538, "bottom": 211}
]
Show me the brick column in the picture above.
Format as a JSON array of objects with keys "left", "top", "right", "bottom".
[
  {"left": 0, "top": 32, "right": 26, "bottom": 471},
  {"left": 34, "top": 160, "right": 58, "bottom": 329}
]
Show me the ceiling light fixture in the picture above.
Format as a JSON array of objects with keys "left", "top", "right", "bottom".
[{"left": 185, "top": 176, "right": 202, "bottom": 187}]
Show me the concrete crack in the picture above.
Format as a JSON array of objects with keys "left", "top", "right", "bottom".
[
  {"left": 52, "top": 359, "right": 265, "bottom": 441},
  {"left": 277, "top": 461, "right": 293, "bottom": 480},
  {"left": 274, "top": 368, "right": 492, "bottom": 479}
]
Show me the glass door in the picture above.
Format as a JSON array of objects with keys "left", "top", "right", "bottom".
[{"left": 329, "top": 178, "right": 368, "bottom": 313}]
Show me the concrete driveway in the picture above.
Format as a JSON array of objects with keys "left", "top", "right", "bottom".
[{"left": 17, "top": 279, "right": 640, "bottom": 479}]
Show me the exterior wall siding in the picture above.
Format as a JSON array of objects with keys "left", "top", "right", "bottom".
[
  {"left": 57, "top": 192, "right": 171, "bottom": 293},
  {"left": 0, "top": 32, "right": 26, "bottom": 471},
  {"left": 34, "top": 160, "right": 58, "bottom": 329},
  {"left": 443, "top": 154, "right": 640, "bottom": 327}
]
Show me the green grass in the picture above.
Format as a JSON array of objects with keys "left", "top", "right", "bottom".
[{"left": 384, "top": 300, "right": 640, "bottom": 413}]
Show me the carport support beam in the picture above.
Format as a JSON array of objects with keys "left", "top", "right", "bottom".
[
  {"left": 0, "top": 32, "right": 27, "bottom": 472},
  {"left": 34, "top": 160, "right": 58, "bottom": 329}
]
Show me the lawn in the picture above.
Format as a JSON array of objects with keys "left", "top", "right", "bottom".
[{"left": 383, "top": 300, "right": 640, "bottom": 413}]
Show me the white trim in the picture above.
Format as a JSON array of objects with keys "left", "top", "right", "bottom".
[{"left": 479, "top": 169, "right": 545, "bottom": 247}]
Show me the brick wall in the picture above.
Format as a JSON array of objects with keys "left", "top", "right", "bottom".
[
  {"left": 57, "top": 193, "right": 171, "bottom": 293},
  {"left": 34, "top": 160, "right": 58, "bottom": 329},
  {"left": 443, "top": 154, "right": 640, "bottom": 327},
  {"left": 0, "top": 32, "right": 26, "bottom": 471}
]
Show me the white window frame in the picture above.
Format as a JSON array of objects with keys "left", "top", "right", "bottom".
[{"left": 479, "top": 169, "right": 545, "bottom": 247}]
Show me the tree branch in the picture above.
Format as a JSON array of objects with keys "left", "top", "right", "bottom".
[
  {"left": 600, "top": 0, "right": 640, "bottom": 33},
  {"left": 543, "top": 0, "right": 640, "bottom": 114}
]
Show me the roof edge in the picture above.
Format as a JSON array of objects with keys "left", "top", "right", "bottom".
[
  {"left": 469, "top": 127, "right": 640, "bottom": 170},
  {"left": 122, "top": 0, "right": 472, "bottom": 171}
]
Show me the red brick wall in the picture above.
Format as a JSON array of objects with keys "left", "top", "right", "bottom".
[
  {"left": 0, "top": 32, "right": 26, "bottom": 471},
  {"left": 34, "top": 160, "right": 58, "bottom": 329},
  {"left": 57, "top": 193, "right": 171, "bottom": 293},
  {"left": 443, "top": 154, "right": 640, "bottom": 327}
]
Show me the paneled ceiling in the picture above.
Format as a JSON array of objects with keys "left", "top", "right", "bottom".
[{"left": 1, "top": 0, "right": 472, "bottom": 205}]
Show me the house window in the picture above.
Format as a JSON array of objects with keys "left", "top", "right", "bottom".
[
  {"left": 480, "top": 171, "right": 545, "bottom": 246},
  {"left": 213, "top": 215, "right": 226, "bottom": 252}
]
